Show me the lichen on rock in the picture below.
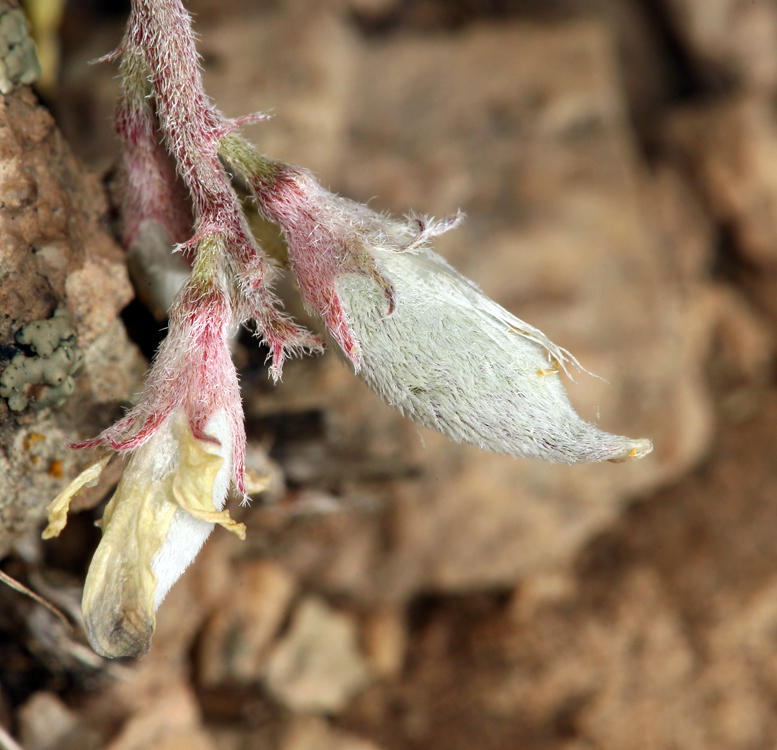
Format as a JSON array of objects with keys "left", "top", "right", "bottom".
[
  {"left": 0, "top": 2, "right": 41, "bottom": 95},
  {"left": 0, "top": 307, "right": 84, "bottom": 411}
]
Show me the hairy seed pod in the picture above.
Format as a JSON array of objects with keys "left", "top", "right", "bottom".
[
  {"left": 248, "top": 166, "right": 651, "bottom": 464},
  {"left": 336, "top": 246, "right": 652, "bottom": 463}
]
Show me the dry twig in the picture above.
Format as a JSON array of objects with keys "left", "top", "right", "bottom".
[{"left": 0, "top": 569, "right": 71, "bottom": 628}]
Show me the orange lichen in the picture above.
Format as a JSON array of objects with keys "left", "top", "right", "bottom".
[{"left": 23, "top": 432, "right": 45, "bottom": 450}]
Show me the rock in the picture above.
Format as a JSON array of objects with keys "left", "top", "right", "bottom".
[
  {"left": 199, "top": 6, "right": 357, "bottom": 177},
  {"left": 346, "top": 0, "right": 400, "bottom": 23},
  {"left": 197, "top": 559, "right": 296, "bottom": 687},
  {"left": 350, "top": 391, "right": 777, "bottom": 750},
  {"left": 662, "top": 95, "right": 777, "bottom": 269},
  {"left": 264, "top": 596, "right": 370, "bottom": 714},
  {"left": 48, "top": 25, "right": 124, "bottom": 171},
  {"left": 0, "top": 87, "right": 142, "bottom": 555},
  {"left": 707, "top": 285, "right": 775, "bottom": 387},
  {"left": 109, "top": 727, "right": 216, "bottom": 750},
  {"left": 647, "top": 164, "right": 715, "bottom": 286},
  {"left": 661, "top": 94, "right": 777, "bottom": 335},
  {"left": 362, "top": 0, "right": 672, "bottom": 131},
  {"left": 510, "top": 569, "right": 578, "bottom": 622},
  {"left": 662, "top": 0, "right": 777, "bottom": 90},
  {"left": 280, "top": 716, "right": 383, "bottom": 750},
  {"left": 81, "top": 320, "right": 147, "bottom": 408},
  {"left": 571, "top": 568, "right": 706, "bottom": 749},
  {"left": 744, "top": 270, "right": 777, "bottom": 327},
  {"left": 699, "top": 578, "right": 777, "bottom": 748},
  {"left": 425, "top": 569, "right": 701, "bottom": 749},
  {"left": 571, "top": 0, "right": 671, "bottom": 128},
  {"left": 0, "top": 688, "right": 10, "bottom": 736},
  {"left": 17, "top": 691, "right": 96, "bottom": 750},
  {"left": 0, "top": 347, "right": 143, "bottom": 547},
  {"left": 103, "top": 683, "right": 216, "bottom": 750},
  {"left": 572, "top": 397, "right": 777, "bottom": 748},
  {"left": 64, "top": 253, "right": 133, "bottom": 348},
  {"left": 334, "top": 396, "right": 777, "bottom": 748}
]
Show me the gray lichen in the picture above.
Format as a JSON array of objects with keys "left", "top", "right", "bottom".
[
  {"left": 0, "top": 4, "right": 41, "bottom": 95},
  {"left": 0, "top": 308, "right": 84, "bottom": 411}
]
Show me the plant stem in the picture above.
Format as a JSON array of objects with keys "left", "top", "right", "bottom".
[{"left": 117, "top": 0, "right": 320, "bottom": 375}]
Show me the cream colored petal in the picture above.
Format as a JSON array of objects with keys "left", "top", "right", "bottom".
[
  {"left": 41, "top": 454, "right": 112, "bottom": 540},
  {"left": 82, "top": 467, "right": 178, "bottom": 658},
  {"left": 170, "top": 422, "right": 246, "bottom": 540}
]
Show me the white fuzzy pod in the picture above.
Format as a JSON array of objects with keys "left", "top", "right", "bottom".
[{"left": 337, "top": 247, "right": 652, "bottom": 463}]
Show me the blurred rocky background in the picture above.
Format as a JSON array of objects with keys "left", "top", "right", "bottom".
[{"left": 2, "top": 0, "right": 777, "bottom": 748}]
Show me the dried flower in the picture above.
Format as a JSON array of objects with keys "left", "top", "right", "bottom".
[
  {"left": 45, "top": 409, "right": 243, "bottom": 658},
  {"left": 83, "top": 409, "right": 242, "bottom": 658}
]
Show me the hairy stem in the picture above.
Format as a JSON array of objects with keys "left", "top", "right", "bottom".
[{"left": 117, "top": 0, "right": 320, "bottom": 376}]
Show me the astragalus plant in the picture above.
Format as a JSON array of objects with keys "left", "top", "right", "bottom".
[{"left": 43, "top": 0, "right": 652, "bottom": 658}]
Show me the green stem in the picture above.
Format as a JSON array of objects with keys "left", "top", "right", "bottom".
[
  {"left": 219, "top": 135, "right": 281, "bottom": 187},
  {"left": 190, "top": 234, "right": 224, "bottom": 289}
]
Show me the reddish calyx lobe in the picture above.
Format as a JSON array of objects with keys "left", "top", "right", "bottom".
[
  {"left": 115, "top": 91, "right": 193, "bottom": 251},
  {"left": 254, "top": 170, "right": 396, "bottom": 368},
  {"left": 72, "top": 285, "right": 247, "bottom": 496}
]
